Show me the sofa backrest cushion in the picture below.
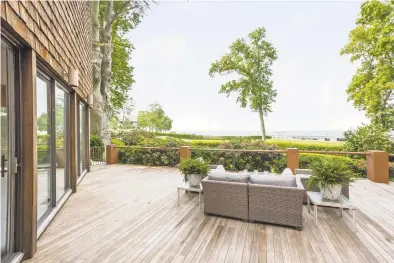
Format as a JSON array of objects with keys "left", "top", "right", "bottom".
[
  {"left": 208, "top": 169, "right": 249, "bottom": 183},
  {"left": 249, "top": 174, "right": 296, "bottom": 187}
]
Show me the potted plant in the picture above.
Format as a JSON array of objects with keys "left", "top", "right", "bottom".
[
  {"left": 179, "top": 158, "right": 210, "bottom": 187},
  {"left": 307, "top": 158, "right": 354, "bottom": 200}
]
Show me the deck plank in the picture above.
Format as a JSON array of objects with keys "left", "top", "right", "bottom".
[{"left": 24, "top": 166, "right": 394, "bottom": 263}]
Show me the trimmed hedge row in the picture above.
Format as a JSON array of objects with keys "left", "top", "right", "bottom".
[
  {"left": 118, "top": 148, "right": 180, "bottom": 167},
  {"left": 154, "top": 132, "right": 271, "bottom": 140},
  {"left": 116, "top": 147, "right": 368, "bottom": 178}
]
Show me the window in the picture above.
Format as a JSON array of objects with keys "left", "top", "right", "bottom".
[
  {"left": 78, "top": 102, "right": 87, "bottom": 177},
  {"left": 36, "top": 71, "right": 71, "bottom": 223}
]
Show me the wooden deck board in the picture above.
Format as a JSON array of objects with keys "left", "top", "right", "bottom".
[{"left": 24, "top": 165, "right": 394, "bottom": 263}]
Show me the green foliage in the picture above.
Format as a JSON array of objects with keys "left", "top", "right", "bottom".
[
  {"left": 118, "top": 148, "right": 180, "bottom": 167},
  {"left": 90, "top": 135, "right": 104, "bottom": 147},
  {"left": 344, "top": 123, "right": 394, "bottom": 153},
  {"left": 111, "top": 138, "right": 125, "bottom": 146},
  {"left": 110, "top": 117, "right": 120, "bottom": 130},
  {"left": 155, "top": 132, "right": 271, "bottom": 140},
  {"left": 137, "top": 137, "right": 184, "bottom": 147},
  {"left": 300, "top": 154, "right": 365, "bottom": 178},
  {"left": 192, "top": 149, "right": 287, "bottom": 173},
  {"left": 110, "top": 129, "right": 155, "bottom": 146},
  {"left": 306, "top": 158, "right": 355, "bottom": 190},
  {"left": 137, "top": 102, "right": 173, "bottom": 132},
  {"left": 267, "top": 140, "right": 344, "bottom": 152},
  {"left": 179, "top": 158, "right": 210, "bottom": 181},
  {"left": 98, "top": 1, "right": 147, "bottom": 112},
  {"left": 209, "top": 27, "right": 278, "bottom": 140},
  {"left": 341, "top": 0, "right": 394, "bottom": 130}
]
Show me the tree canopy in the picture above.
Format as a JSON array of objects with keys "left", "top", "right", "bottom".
[
  {"left": 209, "top": 27, "right": 278, "bottom": 140},
  {"left": 137, "top": 102, "right": 173, "bottom": 132},
  {"left": 341, "top": 0, "right": 394, "bottom": 130}
]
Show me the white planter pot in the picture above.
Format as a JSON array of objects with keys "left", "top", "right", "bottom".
[
  {"left": 320, "top": 184, "right": 342, "bottom": 200},
  {"left": 187, "top": 174, "right": 202, "bottom": 188}
]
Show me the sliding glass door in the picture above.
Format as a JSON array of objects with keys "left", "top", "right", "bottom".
[
  {"left": 1, "top": 39, "right": 16, "bottom": 261},
  {"left": 36, "top": 75, "right": 52, "bottom": 221},
  {"left": 36, "top": 72, "right": 71, "bottom": 223}
]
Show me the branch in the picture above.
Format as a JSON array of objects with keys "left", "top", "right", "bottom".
[{"left": 106, "top": 0, "right": 150, "bottom": 30}]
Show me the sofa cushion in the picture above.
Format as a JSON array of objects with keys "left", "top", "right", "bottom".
[
  {"left": 249, "top": 174, "right": 296, "bottom": 187},
  {"left": 208, "top": 169, "right": 249, "bottom": 183}
]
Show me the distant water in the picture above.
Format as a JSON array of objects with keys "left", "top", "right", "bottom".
[{"left": 174, "top": 129, "right": 345, "bottom": 139}]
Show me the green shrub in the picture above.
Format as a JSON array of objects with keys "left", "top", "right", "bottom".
[
  {"left": 90, "top": 135, "right": 104, "bottom": 147},
  {"left": 118, "top": 147, "right": 180, "bottom": 167},
  {"left": 192, "top": 149, "right": 286, "bottom": 173},
  {"left": 299, "top": 153, "right": 365, "bottom": 178},
  {"left": 344, "top": 124, "right": 394, "bottom": 153},
  {"left": 111, "top": 129, "right": 154, "bottom": 146},
  {"left": 190, "top": 140, "right": 223, "bottom": 148},
  {"left": 111, "top": 138, "right": 125, "bottom": 146},
  {"left": 266, "top": 140, "right": 344, "bottom": 151},
  {"left": 138, "top": 137, "right": 185, "bottom": 147}
]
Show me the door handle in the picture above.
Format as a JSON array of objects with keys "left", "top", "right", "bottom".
[{"left": 1, "top": 155, "right": 7, "bottom": 178}]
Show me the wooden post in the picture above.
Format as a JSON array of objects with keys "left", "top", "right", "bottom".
[
  {"left": 21, "top": 48, "right": 37, "bottom": 258},
  {"left": 287, "top": 148, "right": 299, "bottom": 174},
  {"left": 180, "top": 146, "right": 191, "bottom": 161},
  {"left": 70, "top": 92, "right": 77, "bottom": 193},
  {"left": 367, "top": 151, "right": 389, "bottom": 183},
  {"left": 106, "top": 144, "right": 118, "bottom": 164}
]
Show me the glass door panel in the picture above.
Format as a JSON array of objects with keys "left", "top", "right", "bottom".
[
  {"left": 55, "top": 86, "right": 69, "bottom": 201},
  {"left": 36, "top": 76, "right": 52, "bottom": 221},
  {"left": 1, "top": 41, "right": 15, "bottom": 259},
  {"left": 78, "top": 103, "right": 86, "bottom": 176}
]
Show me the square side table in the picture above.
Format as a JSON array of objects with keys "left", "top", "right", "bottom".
[
  {"left": 307, "top": 191, "right": 356, "bottom": 232},
  {"left": 177, "top": 183, "right": 203, "bottom": 209}
]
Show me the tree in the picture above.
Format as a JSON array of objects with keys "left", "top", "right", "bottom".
[
  {"left": 136, "top": 102, "right": 173, "bottom": 132},
  {"left": 344, "top": 123, "right": 394, "bottom": 153},
  {"left": 209, "top": 27, "right": 278, "bottom": 141},
  {"left": 341, "top": 0, "right": 394, "bottom": 131},
  {"left": 91, "top": 1, "right": 148, "bottom": 144}
]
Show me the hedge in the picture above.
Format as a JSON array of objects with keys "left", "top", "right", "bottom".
[
  {"left": 192, "top": 149, "right": 287, "bottom": 173},
  {"left": 154, "top": 132, "right": 271, "bottom": 140},
  {"left": 118, "top": 147, "right": 180, "bottom": 167},
  {"left": 116, "top": 146, "right": 373, "bottom": 178}
]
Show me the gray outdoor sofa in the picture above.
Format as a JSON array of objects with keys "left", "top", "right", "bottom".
[{"left": 201, "top": 169, "right": 305, "bottom": 230}]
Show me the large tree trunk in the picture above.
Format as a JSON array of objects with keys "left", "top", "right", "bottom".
[
  {"left": 90, "top": 1, "right": 104, "bottom": 139},
  {"left": 99, "top": 0, "right": 114, "bottom": 145},
  {"left": 258, "top": 108, "right": 266, "bottom": 141}
]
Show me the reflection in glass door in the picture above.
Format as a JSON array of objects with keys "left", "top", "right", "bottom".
[
  {"left": 1, "top": 40, "right": 16, "bottom": 260},
  {"left": 36, "top": 75, "right": 52, "bottom": 221},
  {"left": 78, "top": 103, "right": 87, "bottom": 177}
]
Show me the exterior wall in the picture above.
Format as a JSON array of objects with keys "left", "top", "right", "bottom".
[{"left": 0, "top": 0, "right": 92, "bottom": 99}]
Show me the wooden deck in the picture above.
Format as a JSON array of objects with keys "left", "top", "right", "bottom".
[{"left": 25, "top": 165, "right": 394, "bottom": 263}]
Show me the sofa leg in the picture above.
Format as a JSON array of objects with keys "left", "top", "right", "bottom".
[{"left": 295, "top": 226, "right": 303, "bottom": 231}]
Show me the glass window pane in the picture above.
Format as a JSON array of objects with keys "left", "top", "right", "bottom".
[
  {"left": 36, "top": 76, "right": 51, "bottom": 220},
  {"left": 1, "top": 44, "right": 9, "bottom": 257},
  {"left": 79, "top": 103, "right": 86, "bottom": 176},
  {"left": 55, "top": 86, "right": 69, "bottom": 201}
]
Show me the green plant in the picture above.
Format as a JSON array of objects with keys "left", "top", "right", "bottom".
[
  {"left": 90, "top": 135, "right": 104, "bottom": 147},
  {"left": 179, "top": 158, "right": 210, "bottom": 181},
  {"left": 111, "top": 138, "right": 125, "bottom": 146},
  {"left": 110, "top": 129, "right": 155, "bottom": 145},
  {"left": 344, "top": 124, "right": 394, "bottom": 153},
  {"left": 118, "top": 147, "right": 180, "bottom": 167},
  {"left": 307, "top": 158, "right": 354, "bottom": 190}
]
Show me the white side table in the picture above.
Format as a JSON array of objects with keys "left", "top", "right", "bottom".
[
  {"left": 307, "top": 191, "right": 357, "bottom": 232},
  {"left": 177, "top": 183, "right": 203, "bottom": 209}
]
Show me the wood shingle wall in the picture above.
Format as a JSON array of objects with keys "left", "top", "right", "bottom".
[{"left": 1, "top": 1, "right": 92, "bottom": 98}]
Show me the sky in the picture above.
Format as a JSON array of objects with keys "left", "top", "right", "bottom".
[{"left": 127, "top": 0, "right": 369, "bottom": 135}]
